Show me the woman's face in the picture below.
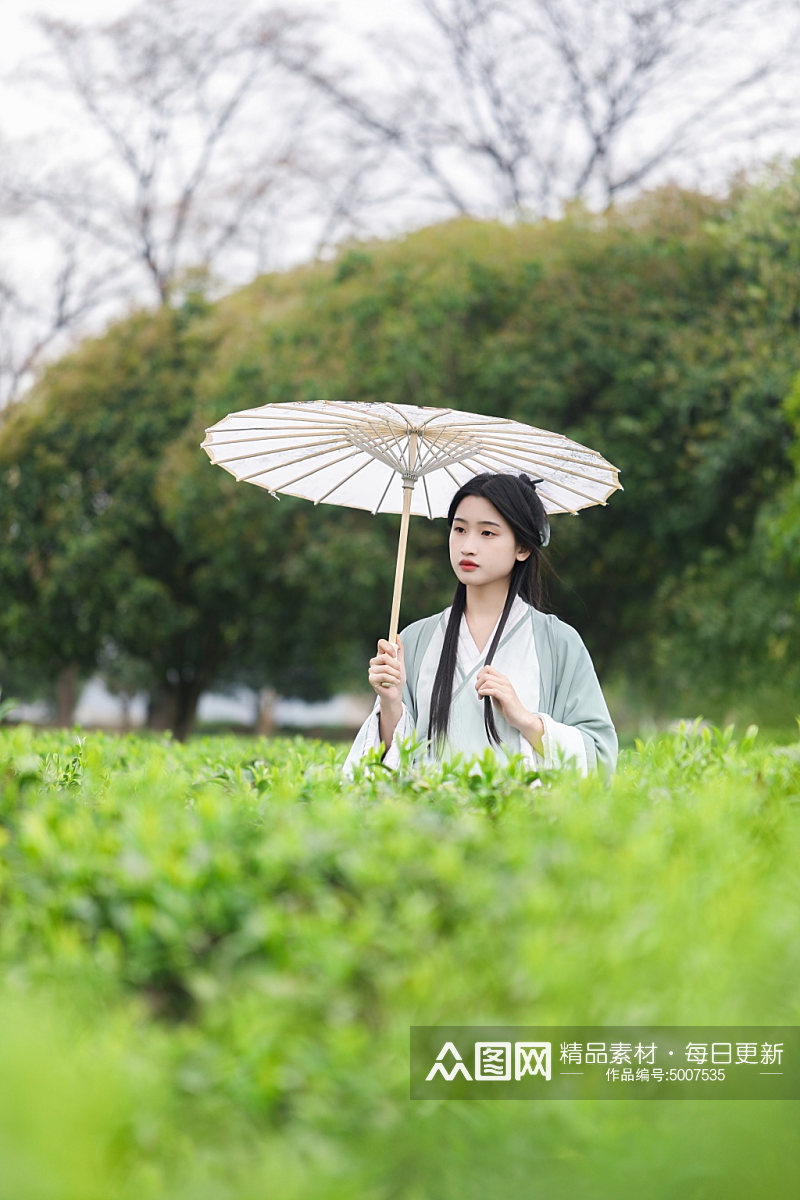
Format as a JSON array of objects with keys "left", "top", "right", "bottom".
[{"left": 449, "top": 494, "right": 530, "bottom": 588}]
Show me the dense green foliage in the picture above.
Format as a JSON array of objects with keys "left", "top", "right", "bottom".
[
  {"left": 3, "top": 166, "right": 800, "bottom": 731},
  {"left": 0, "top": 303, "right": 392, "bottom": 735},
  {"left": 1, "top": 725, "right": 799, "bottom": 1197}
]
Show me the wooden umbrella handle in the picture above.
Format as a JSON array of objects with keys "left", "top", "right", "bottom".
[{"left": 388, "top": 478, "right": 414, "bottom": 645}]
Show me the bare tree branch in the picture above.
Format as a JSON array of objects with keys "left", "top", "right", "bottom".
[
  {"left": 5, "top": 0, "right": 800, "bottom": 407},
  {"left": 0, "top": 229, "right": 129, "bottom": 409},
  {"left": 1, "top": 0, "right": 351, "bottom": 403},
  {"left": 19, "top": 0, "right": 328, "bottom": 304},
  {"left": 284, "top": 0, "right": 800, "bottom": 219}
]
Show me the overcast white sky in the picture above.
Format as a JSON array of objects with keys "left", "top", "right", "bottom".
[
  {"left": 5, "top": 0, "right": 798, "bottom": 211},
  {"left": 0, "top": 0, "right": 426, "bottom": 137},
  {"left": 1, "top": 0, "right": 415, "bottom": 68},
  {"left": 2, "top": 0, "right": 128, "bottom": 59},
  {"left": 1, "top": 0, "right": 369, "bottom": 48},
  {"left": 0, "top": 0, "right": 429, "bottom": 236}
]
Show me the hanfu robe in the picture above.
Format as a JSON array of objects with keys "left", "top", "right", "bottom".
[{"left": 343, "top": 595, "right": 617, "bottom": 777}]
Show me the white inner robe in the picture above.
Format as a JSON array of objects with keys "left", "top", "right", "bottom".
[{"left": 350, "top": 595, "right": 588, "bottom": 774}]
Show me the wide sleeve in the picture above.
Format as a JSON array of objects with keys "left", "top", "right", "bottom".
[
  {"left": 537, "top": 617, "right": 618, "bottom": 777},
  {"left": 518, "top": 716, "right": 590, "bottom": 775},
  {"left": 341, "top": 623, "right": 422, "bottom": 779},
  {"left": 341, "top": 699, "right": 416, "bottom": 778}
]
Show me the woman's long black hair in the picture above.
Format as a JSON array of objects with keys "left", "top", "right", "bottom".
[{"left": 427, "top": 472, "right": 550, "bottom": 751}]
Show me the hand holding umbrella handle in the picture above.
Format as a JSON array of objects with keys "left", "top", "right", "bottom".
[{"left": 370, "top": 639, "right": 406, "bottom": 700}]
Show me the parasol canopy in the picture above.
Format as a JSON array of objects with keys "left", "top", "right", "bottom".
[{"left": 202, "top": 400, "right": 622, "bottom": 642}]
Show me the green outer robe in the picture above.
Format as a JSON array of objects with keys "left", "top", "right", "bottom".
[{"left": 343, "top": 598, "right": 618, "bottom": 777}]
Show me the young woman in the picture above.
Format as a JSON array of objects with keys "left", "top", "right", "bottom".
[{"left": 343, "top": 472, "right": 617, "bottom": 777}]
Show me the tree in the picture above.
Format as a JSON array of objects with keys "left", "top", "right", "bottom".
[
  {"left": 6, "top": 0, "right": 800, "bottom": 408},
  {"left": 0, "top": 292, "right": 394, "bottom": 737},
  {"left": 0, "top": 303, "right": 205, "bottom": 729},
  {"left": 0, "top": 227, "right": 112, "bottom": 408},
  {"left": 636, "top": 164, "right": 800, "bottom": 719},
  {"left": 5, "top": 171, "right": 800, "bottom": 732},
  {"left": 182, "top": 175, "right": 800, "bottom": 719},
  {"left": 767, "top": 372, "right": 800, "bottom": 689},
  {"left": 283, "top": 0, "right": 800, "bottom": 235},
  {"left": 0, "top": 0, "right": 333, "bottom": 407},
  {"left": 21, "top": 0, "right": 328, "bottom": 303}
]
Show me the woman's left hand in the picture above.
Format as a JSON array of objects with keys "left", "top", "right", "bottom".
[{"left": 475, "top": 666, "right": 544, "bottom": 749}]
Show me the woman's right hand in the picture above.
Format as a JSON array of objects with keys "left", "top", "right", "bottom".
[{"left": 369, "top": 638, "right": 406, "bottom": 704}]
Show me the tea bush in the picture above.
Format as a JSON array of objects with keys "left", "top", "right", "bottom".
[{"left": 1, "top": 722, "right": 799, "bottom": 1199}]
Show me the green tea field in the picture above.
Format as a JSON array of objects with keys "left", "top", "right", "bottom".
[{"left": 1, "top": 722, "right": 799, "bottom": 1199}]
